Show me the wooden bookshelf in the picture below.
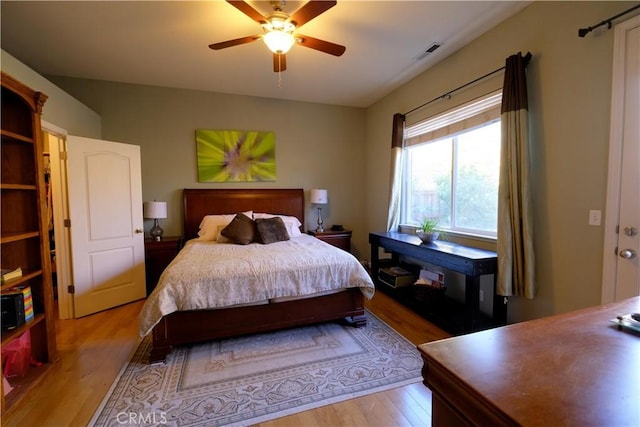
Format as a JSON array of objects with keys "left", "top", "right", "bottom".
[{"left": 1, "top": 72, "right": 57, "bottom": 415}]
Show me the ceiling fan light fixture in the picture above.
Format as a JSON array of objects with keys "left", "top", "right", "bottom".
[
  {"left": 263, "top": 30, "right": 295, "bottom": 53},
  {"left": 264, "top": 14, "right": 293, "bottom": 31},
  {"left": 211, "top": 1, "right": 345, "bottom": 68}
]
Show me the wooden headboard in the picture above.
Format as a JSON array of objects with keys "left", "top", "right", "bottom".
[{"left": 183, "top": 188, "right": 305, "bottom": 240}]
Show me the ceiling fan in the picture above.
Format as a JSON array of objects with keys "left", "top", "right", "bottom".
[{"left": 209, "top": 0, "right": 346, "bottom": 72}]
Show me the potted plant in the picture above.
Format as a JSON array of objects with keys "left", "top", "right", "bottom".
[{"left": 416, "top": 217, "right": 440, "bottom": 243}]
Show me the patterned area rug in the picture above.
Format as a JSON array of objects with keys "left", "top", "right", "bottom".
[{"left": 90, "top": 310, "right": 423, "bottom": 426}]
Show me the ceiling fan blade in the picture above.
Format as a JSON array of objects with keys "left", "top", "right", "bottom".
[
  {"left": 296, "top": 34, "right": 345, "bottom": 56},
  {"left": 226, "top": 0, "right": 267, "bottom": 23},
  {"left": 273, "top": 53, "right": 287, "bottom": 72},
  {"left": 290, "top": 1, "right": 337, "bottom": 28},
  {"left": 209, "top": 35, "right": 261, "bottom": 50}
]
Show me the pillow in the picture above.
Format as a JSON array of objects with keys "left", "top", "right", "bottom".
[
  {"left": 253, "top": 213, "right": 302, "bottom": 237},
  {"left": 255, "top": 217, "right": 290, "bottom": 244},
  {"left": 220, "top": 213, "right": 256, "bottom": 245},
  {"left": 197, "top": 211, "right": 252, "bottom": 241},
  {"left": 215, "top": 225, "right": 232, "bottom": 243}
]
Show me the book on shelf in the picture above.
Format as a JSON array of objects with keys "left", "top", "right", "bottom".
[
  {"left": 414, "top": 268, "right": 446, "bottom": 290},
  {"left": 414, "top": 278, "right": 446, "bottom": 290},
  {"left": 12, "top": 286, "right": 33, "bottom": 322},
  {"left": 379, "top": 266, "right": 415, "bottom": 288},
  {"left": 1, "top": 286, "right": 33, "bottom": 329},
  {"left": 418, "top": 268, "right": 445, "bottom": 283},
  {"left": 1, "top": 267, "right": 22, "bottom": 283}
]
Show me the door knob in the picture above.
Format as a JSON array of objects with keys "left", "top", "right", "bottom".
[
  {"left": 619, "top": 249, "right": 637, "bottom": 259},
  {"left": 135, "top": 228, "right": 144, "bottom": 234}
]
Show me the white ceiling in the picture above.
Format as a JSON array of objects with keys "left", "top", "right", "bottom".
[{"left": 1, "top": 1, "right": 530, "bottom": 108}]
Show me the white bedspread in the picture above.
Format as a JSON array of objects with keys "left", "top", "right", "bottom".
[{"left": 138, "top": 234, "right": 375, "bottom": 337}]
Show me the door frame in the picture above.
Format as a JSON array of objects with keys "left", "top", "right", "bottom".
[
  {"left": 601, "top": 15, "right": 640, "bottom": 303},
  {"left": 42, "top": 120, "right": 74, "bottom": 319}
]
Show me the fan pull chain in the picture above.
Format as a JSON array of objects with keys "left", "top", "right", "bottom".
[{"left": 277, "top": 55, "right": 283, "bottom": 88}]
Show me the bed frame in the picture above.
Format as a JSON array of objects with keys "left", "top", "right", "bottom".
[{"left": 148, "top": 188, "right": 366, "bottom": 363}]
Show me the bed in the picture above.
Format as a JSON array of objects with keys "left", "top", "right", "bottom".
[{"left": 140, "top": 188, "right": 374, "bottom": 363}]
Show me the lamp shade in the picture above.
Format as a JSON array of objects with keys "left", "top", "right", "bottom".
[
  {"left": 310, "top": 189, "right": 328, "bottom": 204},
  {"left": 263, "top": 30, "right": 295, "bottom": 54},
  {"left": 143, "top": 201, "right": 167, "bottom": 219}
]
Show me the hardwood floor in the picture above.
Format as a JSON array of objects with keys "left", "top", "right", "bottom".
[
  {"left": 2, "top": 291, "right": 450, "bottom": 427},
  {"left": 2, "top": 299, "right": 145, "bottom": 426}
]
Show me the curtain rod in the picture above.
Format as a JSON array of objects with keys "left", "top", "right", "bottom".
[
  {"left": 578, "top": 3, "right": 640, "bottom": 37},
  {"left": 403, "top": 52, "right": 531, "bottom": 116}
]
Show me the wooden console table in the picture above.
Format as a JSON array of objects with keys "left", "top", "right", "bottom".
[
  {"left": 418, "top": 296, "right": 640, "bottom": 427},
  {"left": 369, "top": 231, "right": 506, "bottom": 333}
]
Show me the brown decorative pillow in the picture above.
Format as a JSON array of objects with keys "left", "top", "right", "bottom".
[
  {"left": 255, "top": 217, "right": 290, "bottom": 244},
  {"left": 220, "top": 213, "right": 256, "bottom": 245}
]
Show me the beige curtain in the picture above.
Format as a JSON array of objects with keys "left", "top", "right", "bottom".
[
  {"left": 497, "top": 52, "right": 535, "bottom": 298},
  {"left": 386, "top": 113, "right": 405, "bottom": 231}
]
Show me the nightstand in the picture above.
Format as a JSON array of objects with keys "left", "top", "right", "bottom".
[
  {"left": 144, "top": 236, "right": 182, "bottom": 295},
  {"left": 308, "top": 230, "right": 352, "bottom": 252}
]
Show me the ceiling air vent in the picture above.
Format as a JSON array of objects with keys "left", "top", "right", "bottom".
[{"left": 417, "top": 43, "right": 443, "bottom": 60}]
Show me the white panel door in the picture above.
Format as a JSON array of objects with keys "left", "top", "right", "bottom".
[
  {"left": 67, "top": 136, "right": 145, "bottom": 317},
  {"left": 615, "top": 22, "right": 640, "bottom": 298},
  {"left": 602, "top": 16, "right": 640, "bottom": 302}
]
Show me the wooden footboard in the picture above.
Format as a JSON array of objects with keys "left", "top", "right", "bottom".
[{"left": 149, "top": 288, "right": 366, "bottom": 363}]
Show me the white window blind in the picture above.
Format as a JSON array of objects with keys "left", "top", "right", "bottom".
[{"left": 405, "top": 91, "right": 502, "bottom": 147}]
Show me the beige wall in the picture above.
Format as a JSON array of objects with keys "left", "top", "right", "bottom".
[
  {"left": 47, "top": 77, "right": 370, "bottom": 259},
  {"left": 366, "top": 1, "right": 635, "bottom": 322}
]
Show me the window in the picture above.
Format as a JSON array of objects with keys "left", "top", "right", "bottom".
[{"left": 401, "top": 92, "right": 502, "bottom": 238}]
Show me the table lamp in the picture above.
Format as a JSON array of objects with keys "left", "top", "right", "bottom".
[
  {"left": 310, "top": 189, "right": 328, "bottom": 232},
  {"left": 143, "top": 201, "right": 167, "bottom": 241}
]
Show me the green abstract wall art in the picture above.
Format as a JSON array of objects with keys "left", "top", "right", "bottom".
[{"left": 196, "top": 129, "right": 276, "bottom": 182}]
